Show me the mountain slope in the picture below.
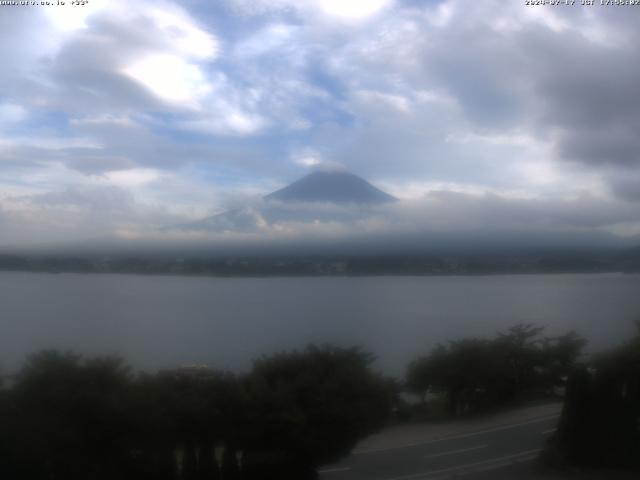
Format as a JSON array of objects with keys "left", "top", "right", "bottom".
[{"left": 264, "top": 171, "right": 396, "bottom": 204}]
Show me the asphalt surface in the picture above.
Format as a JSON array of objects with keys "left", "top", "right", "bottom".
[{"left": 318, "top": 413, "right": 560, "bottom": 480}]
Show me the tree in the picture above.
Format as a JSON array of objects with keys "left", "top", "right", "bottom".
[
  {"left": 240, "top": 345, "right": 392, "bottom": 479},
  {"left": 495, "top": 323, "right": 545, "bottom": 396},
  {"left": 546, "top": 324, "right": 640, "bottom": 469},
  {"left": 126, "top": 367, "right": 241, "bottom": 480},
  {"left": 538, "top": 331, "right": 587, "bottom": 393},
  {"left": 406, "top": 324, "right": 586, "bottom": 417},
  {"left": 5, "top": 351, "right": 133, "bottom": 480}
]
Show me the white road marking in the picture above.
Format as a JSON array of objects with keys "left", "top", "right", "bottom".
[
  {"left": 423, "top": 444, "right": 488, "bottom": 460},
  {"left": 381, "top": 449, "right": 541, "bottom": 480},
  {"left": 458, "top": 451, "right": 541, "bottom": 477},
  {"left": 318, "top": 466, "right": 352, "bottom": 474},
  {"left": 542, "top": 428, "right": 557, "bottom": 435},
  {"left": 354, "top": 414, "right": 559, "bottom": 455}
]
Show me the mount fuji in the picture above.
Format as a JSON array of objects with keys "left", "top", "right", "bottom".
[
  {"left": 264, "top": 170, "right": 396, "bottom": 205},
  {"left": 178, "top": 171, "right": 396, "bottom": 232}
]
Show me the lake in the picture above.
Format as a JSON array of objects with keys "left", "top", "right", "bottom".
[{"left": 1, "top": 272, "right": 639, "bottom": 377}]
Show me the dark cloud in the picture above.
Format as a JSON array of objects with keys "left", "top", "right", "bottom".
[
  {"left": 609, "top": 174, "right": 640, "bottom": 203},
  {"left": 558, "top": 126, "right": 640, "bottom": 168},
  {"left": 526, "top": 33, "right": 640, "bottom": 170},
  {"left": 425, "top": 28, "right": 527, "bottom": 128}
]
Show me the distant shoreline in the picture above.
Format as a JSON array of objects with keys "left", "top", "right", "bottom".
[
  {"left": 1, "top": 251, "right": 638, "bottom": 278},
  {"left": 0, "top": 268, "right": 636, "bottom": 279}
]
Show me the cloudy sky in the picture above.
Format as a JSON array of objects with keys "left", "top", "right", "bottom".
[{"left": 1, "top": 0, "right": 639, "bottom": 249}]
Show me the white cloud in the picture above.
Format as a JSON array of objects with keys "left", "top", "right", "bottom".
[
  {"left": 44, "top": 0, "right": 109, "bottom": 31},
  {"left": 144, "top": 5, "right": 219, "bottom": 60},
  {"left": 445, "top": 132, "right": 537, "bottom": 147},
  {"left": 318, "top": 0, "right": 393, "bottom": 20},
  {"left": 355, "top": 90, "right": 411, "bottom": 113},
  {"left": 291, "top": 148, "right": 323, "bottom": 167},
  {"left": 235, "top": 24, "right": 297, "bottom": 58},
  {"left": 103, "top": 168, "right": 163, "bottom": 188},
  {"left": 0, "top": 135, "right": 102, "bottom": 151},
  {"left": 424, "top": 1, "right": 455, "bottom": 28},
  {"left": 123, "top": 54, "right": 213, "bottom": 107},
  {"left": 0, "top": 102, "right": 28, "bottom": 124},
  {"left": 69, "top": 115, "right": 136, "bottom": 127},
  {"left": 180, "top": 110, "right": 267, "bottom": 136},
  {"left": 227, "top": 0, "right": 393, "bottom": 20}
]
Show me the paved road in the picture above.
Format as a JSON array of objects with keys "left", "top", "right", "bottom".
[{"left": 319, "top": 413, "right": 560, "bottom": 480}]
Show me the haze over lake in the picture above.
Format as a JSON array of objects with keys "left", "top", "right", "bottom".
[{"left": 2, "top": 272, "right": 640, "bottom": 377}]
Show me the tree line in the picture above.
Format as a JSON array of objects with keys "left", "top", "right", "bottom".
[
  {"left": 405, "top": 324, "right": 586, "bottom": 417},
  {"left": 0, "top": 346, "right": 392, "bottom": 480}
]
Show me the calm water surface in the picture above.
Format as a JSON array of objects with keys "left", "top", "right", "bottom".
[{"left": 2, "top": 272, "right": 639, "bottom": 376}]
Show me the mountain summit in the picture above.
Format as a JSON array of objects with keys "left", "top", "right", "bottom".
[{"left": 264, "top": 171, "right": 396, "bottom": 205}]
